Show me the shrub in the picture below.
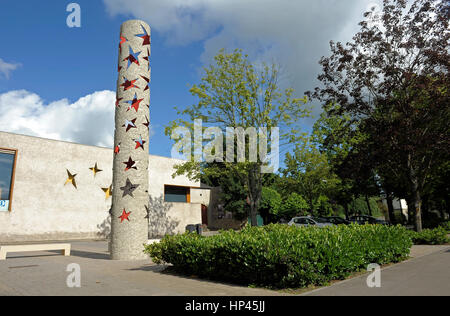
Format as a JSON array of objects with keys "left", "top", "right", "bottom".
[
  {"left": 410, "top": 227, "right": 449, "bottom": 245},
  {"left": 145, "top": 224, "right": 413, "bottom": 289},
  {"left": 439, "top": 221, "right": 450, "bottom": 233}
]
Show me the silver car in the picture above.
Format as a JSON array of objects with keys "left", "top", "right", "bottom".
[{"left": 288, "top": 216, "right": 334, "bottom": 228}]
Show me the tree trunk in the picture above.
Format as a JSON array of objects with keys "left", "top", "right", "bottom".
[
  {"left": 344, "top": 203, "right": 349, "bottom": 220},
  {"left": 365, "top": 195, "right": 373, "bottom": 217},
  {"left": 386, "top": 192, "right": 396, "bottom": 225},
  {"left": 247, "top": 164, "right": 262, "bottom": 227}
]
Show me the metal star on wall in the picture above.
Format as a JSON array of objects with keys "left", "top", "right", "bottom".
[
  {"left": 118, "top": 209, "right": 131, "bottom": 223},
  {"left": 119, "top": 35, "right": 128, "bottom": 52},
  {"left": 134, "top": 135, "right": 146, "bottom": 150},
  {"left": 123, "top": 157, "right": 137, "bottom": 171},
  {"left": 101, "top": 185, "right": 113, "bottom": 199},
  {"left": 123, "top": 46, "right": 141, "bottom": 70},
  {"left": 120, "top": 76, "right": 139, "bottom": 91},
  {"left": 122, "top": 118, "right": 137, "bottom": 132},
  {"left": 89, "top": 163, "right": 103, "bottom": 177},
  {"left": 64, "top": 169, "right": 77, "bottom": 189},
  {"left": 136, "top": 25, "right": 150, "bottom": 46},
  {"left": 115, "top": 96, "right": 123, "bottom": 108},
  {"left": 126, "top": 93, "right": 143, "bottom": 112},
  {"left": 143, "top": 116, "right": 150, "bottom": 129},
  {"left": 120, "top": 178, "right": 139, "bottom": 198},
  {"left": 114, "top": 143, "right": 121, "bottom": 155},
  {"left": 140, "top": 75, "right": 150, "bottom": 92}
]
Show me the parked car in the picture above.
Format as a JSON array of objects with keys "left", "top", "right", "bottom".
[
  {"left": 349, "top": 215, "right": 389, "bottom": 225},
  {"left": 320, "top": 216, "right": 351, "bottom": 225},
  {"left": 288, "top": 216, "right": 334, "bottom": 228}
]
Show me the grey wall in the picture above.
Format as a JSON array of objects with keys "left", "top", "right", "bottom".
[{"left": 0, "top": 131, "right": 201, "bottom": 242}]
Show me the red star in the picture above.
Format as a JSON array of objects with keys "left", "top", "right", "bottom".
[
  {"left": 123, "top": 156, "right": 137, "bottom": 171},
  {"left": 118, "top": 209, "right": 131, "bottom": 223},
  {"left": 126, "top": 94, "right": 143, "bottom": 112},
  {"left": 120, "top": 77, "right": 139, "bottom": 91},
  {"left": 143, "top": 116, "right": 150, "bottom": 128},
  {"left": 115, "top": 97, "right": 122, "bottom": 108},
  {"left": 141, "top": 75, "right": 150, "bottom": 91},
  {"left": 119, "top": 36, "right": 127, "bottom": 52},
  {"left": 136, "top": 26, "right": 150, "bottom": 46},
  {"left": 114, "top": 143, "right": 120, "bottom": 155},
  {"left": 134, "top": 135, "right": 146, "bottom": 150}
]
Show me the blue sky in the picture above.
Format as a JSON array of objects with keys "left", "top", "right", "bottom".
[{"left": 0, "top": 0, "right": 383, "bottom": 158}]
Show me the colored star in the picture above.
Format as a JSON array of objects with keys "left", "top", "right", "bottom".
[
  {"left": 119, "top": 35, "right": 127, "bottom": 52},
  {"left": 143, "top": 116, "right": 150, "bottom": 129},
  {"left": 122, "top": 118, "right": 137, "bottom": 132},
  {"left": 64, "top": 169, "right": 77, "bottom": 189},
  {"left": 101, "top": 185, "right": 113, "bottom": 199},
  {"left": 140, "top": 75, "right": 150, "bottom": 92},
  {"left": 120, "top": 178, "right": 140, "bottom": 198},
  {"left": 136, "top": 25, "right": 150, "bottom": 46},
  {"left": 118, "top": 209, "right": 131, "bottom": 223},
  {"left": 115, "top": 96, "right": 123, "bottom": 108},
  {"left": 123, "top": 46, "right": 141, "bottom": 70},
  {"left": 134, "top": 135, "right": 146, "bottom": 150},
  {"left": 120, "top": 76, "right": 139, "bottom": 91},
  {"left": 123, "top": 156, "right": 137, "bottom": 171},
  {"left": 89, "top": 163, "right": 102, "bottom": 177},
  {"left": 126, "top": 93, "right": 143, "bottom": 112},
  {"left": 142, "top": 48, "right": 150, "bottom": 71},
  {"left": 114, "top": 143, "right": 121, "bottom": 155}
]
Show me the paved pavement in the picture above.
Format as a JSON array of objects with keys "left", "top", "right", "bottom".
[
  {"left": 0, "top": 240, "right": 284, "bottom": 296},
  {"left": 304, "top": 245, "right": 450, "bottom": 296},
  {"left": 0, "top": 240, "right": 448, "bottom": 296}
]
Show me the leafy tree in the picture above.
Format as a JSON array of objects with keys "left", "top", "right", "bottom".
[
  {"left": 280, "top": 192, "right": 309, "bottom": 220},
  {"left": 166, "top": 49, "right": 310, "bottom": 226},
  {"left": 308, "top": 0, "right": 449, "bottom": 231},
  {"left": 259, "top": 187, "right": 282, "bottom": 223}
]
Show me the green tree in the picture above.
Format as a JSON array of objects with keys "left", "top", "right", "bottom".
[{"left": 166, "top": 49, "right": 310, "bottom": 226}]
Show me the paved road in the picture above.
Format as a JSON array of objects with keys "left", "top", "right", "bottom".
[
  {"left": 304, "top": 245, "right": 450, "bottom": 296},
  {"left": 1, "top": 241, "right": 448, "bottom": 296}
]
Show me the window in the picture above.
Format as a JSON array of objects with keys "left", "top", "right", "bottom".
[
  {"left": 164, "top": 185, "right": 190, "bottom": 203},
  {"left": 0, "top": 148, "right": 17, "bottom": 212}
]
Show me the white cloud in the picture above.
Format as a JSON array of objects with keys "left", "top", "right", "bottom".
[
  {"left": 0, "top": 58, "right": 21, "bottom": 79},
  {"left": 0, "top": 90, "right": 117, "bottom": 147},
  {"left": 103, "top": 0, "right": 385, "bottom": 118}
]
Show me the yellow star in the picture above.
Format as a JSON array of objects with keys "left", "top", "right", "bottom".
[
  {"left": 65, "top": 169, "right": 77, "bottom": 189},
  {"left": 89, "top": 162, "right": 103, "bottom": 177},
  {"left": 101, "top": 185, "right": 113, "bottom": 199}
]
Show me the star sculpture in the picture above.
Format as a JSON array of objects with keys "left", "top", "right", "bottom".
[
  {"left": 114, "top": 143, "right": 121, "bottom": 155},
  {"left": 120, "top": 178, "right": 140, "bottom": 198},
  {"left": 120, "top": 76, "right": 139, "bottom": 91},
  {"left": 140, "top": 75, "right": 150, "bottom": 92},
  {"left": 64, "top": 169, "right": 77, "bottom": 189},
  {"left": 118, "top": 209, "right": 131, "bottom": 223},
  {"left": 89, "top": 163, "right": 102, "bottom": 177},
  {"left": 143, "top": 116, "right": 150, "bottom": 129},
  {"left": 123, "top": 156, "right": 137, "bottom": 171},
  {"left": 101, "top": 185, "right": 113, "bottom": 199},
  {"left": 134, "top": 135, "right": 146, "bottom": 150},
  {"left": 123, "top": 46, "right": 141, "bottom": 70},
  {"left": 136, "top": 25, "right": 150, "bottom": 46},
  {"left": 122, "top": 118, "right": 137, "bottom": 132},
  {"left": 142, "top": 48, "right": 150, "bottom": 71},
  {"left": 126, "top": 93, "right": 143, "bottom": 112},
  {"left": 119, "top": 35, "right": 128, "bottom": 52},
  {"left": 115, "top": 96, "right": 123, "bottom": 108}
]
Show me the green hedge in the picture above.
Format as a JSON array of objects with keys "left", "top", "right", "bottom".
[
  {"left": 144, "top": 224, "right": 412, "bottom": 288},
  {"left": 410, "top": 227, "right": 450, "bottom": 245}
]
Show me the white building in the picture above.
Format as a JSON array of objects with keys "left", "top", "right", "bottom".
[{"left": 0, "top": 131, "right": 213, "bottom": 242}]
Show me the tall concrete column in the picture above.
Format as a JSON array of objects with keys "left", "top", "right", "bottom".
[{"left": 111, "top": 20, "right": 151, "bottom": 260}]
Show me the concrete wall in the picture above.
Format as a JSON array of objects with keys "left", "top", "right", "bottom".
[{"left": 0, "top": 131, "right": 201, "bottom": 242}]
